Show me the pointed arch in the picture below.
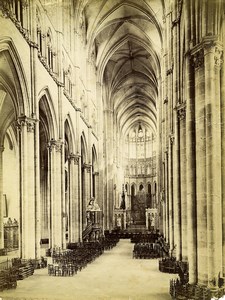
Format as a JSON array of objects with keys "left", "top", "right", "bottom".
[
  {"left": 0, "top": 37, "right": 30, "bottom": 117},
  {"left": 131, "top": 182, "right": 136, "bottom": 195},
  {"left": 38, "top": 87, "right": 58, "bottom": 139},
  {"left": 64, "top": 114, "right": 76, "bottom": 155}
]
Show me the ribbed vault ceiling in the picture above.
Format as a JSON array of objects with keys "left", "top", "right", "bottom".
[{"left": 82, "top": 0, "right": 164, "bottom": 137}]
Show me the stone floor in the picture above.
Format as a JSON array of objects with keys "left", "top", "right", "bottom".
[{"left": 0, "top": 240, "right": 176, "bottom": 300}]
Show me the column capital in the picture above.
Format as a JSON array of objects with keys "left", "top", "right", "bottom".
[
  {"left": 202, "top": 38, "right": 223, "bottom": 68},
  {"left": 0, "top": 145, "right": 4, "bottom": 152},
  {"left": 190, "top": 37, "right": 223, "bottom": 69},
  {"left": 48, "top": 139, "right": 63, "bottom": 153},
  {"left": 16, "top": 116, "right": 37, "bottom": 132},
  {"left": 201, "top": 36, "right": 223, "bottom": 51},
  {"left": 93, "top": 171, "right": 99, "bottom": 176},
  {"left": 68, "top": 153, "right": 80, "bottom": 165}
]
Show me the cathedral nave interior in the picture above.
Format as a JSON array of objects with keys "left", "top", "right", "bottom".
[{"left": 0, "top": 0, "right": 225, "bottom": 299}]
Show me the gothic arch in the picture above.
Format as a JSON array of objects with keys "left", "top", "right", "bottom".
[
  {"left": 98, "top": 34, "right": 160, "bottom": 84},
  {"left": 0, "top": 38, "right": 30, "bottom": 250},
  {"left": 0, "top": 38, "right": 30, "bottom": 119},
  {"left": 139, "top": 183, "right": 144, "bottom": 191},
  {"left": 86, "top": 1, "right": 163, "bottom": 59},
  {"left": 64, "top": 115, "right": 76, "bottom": 155},
  {"left": 38, "top": 87, "right": 58, "bottom": 139},
  {"left": 131, "top": 183, "right": 136, "bottom": 196},
  {"left": 38, "top": 88, "right": 59, "bottom": 244}
]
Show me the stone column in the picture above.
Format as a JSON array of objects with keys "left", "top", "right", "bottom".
[
  {"left": 171, "top": 2, "right": 182, "bottom": 261},
  {"left": 94, "top": 172, "right": 102, "bottom": 228},
  {"left": 172, "top": 117, "right": 181, "bottom": 261},
  {"left": 95, "top": 82, "right": 104, "bottom": 234},
  {"left": 221, "top": 38, "right": 225, "bottom": 277},
  {"left": 162, "top": 189, "right": 166, "bottom": 239},
  {"left": 94, "top": 172, "right": 99, "bottom": 204},
  {"left": 61, "top": 143, "right": 66, "bottom": 250},
  {"left": 68, "top": 154, "right": 80, "bottom": 243},
  {"left": 168, "top": 137, "right": 174, "bottom": 251},
  {"left": 29, "top": 0, "right": 41, "bottom": 257},
  {"left": 204, "top": 39, "right": 223, "bottom": 286},
  {"left": 34, "top": 116, "right": 41, "bottom": 259},
  {"left": 17, "top": 117, "right": 36, "bottom": 258},
  {"left": 0, "top": 146, "right": 4, "bottom": 249},
  {"left": 184, "top": 51, "right": 197, "bottom": 284},
  {"left": 192, "top": 46, "right": 207, "bottom": 285},
  {"left": 48, "top": 139, "right": 63, "bottom": 249},
  {"left": 164, "top": 150, "right": 169, "bottom": 242},
  {"left": 82, "top": 164, "right": 91, "bottom": 230},
  {"left": 104, "top": 109, "right": 114, "bottom": 231},
  {"left": 178, "top": 105, "right": 187, "bottom": 261}
]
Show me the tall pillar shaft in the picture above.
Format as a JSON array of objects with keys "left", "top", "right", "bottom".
[
  {"left": 18, "top": 117, "right": 36, "bottom": 258},
  {"left": 193, "top": 47, "right": 208, "bottom": 285},
  {"left": 164, "top": 151, "right": 169, "bottom": 242},
  {"left": 34, "top": 119, "right": 41, "bottom": 258},
  {"left": 204, "top": 41, "right": 223, "bottom": 286},
  {"left": 104, "top": 109, "right": 114, "bottom": 231},
  {"left": 186, "top": 53, "right": 197, "bottom": 284},
  {"left": 0, "top": 146, "right": 4, "bottom": 249},
  {"left": 178, "top": 109, "right": 188, "bottom": 261},
  {"left": 94, "top": 173, "right": 102, "bottom": 228},
  {"left": 172, "top": 2, "right": 181, "bottom": 261},
  {"left": 49, "top": 140, "right": 62, "bottom": 248},
  {"left": 168, "top": 143, "right": 174, "bottom": 250},
  {"left": 173, "top": 119, "right": 181, "bottom": 261},
  {"left": 221, "top": 43, "right": 225, "bottom": 277},
  {"left": 82, "top": 164, "right": 91, "bottom": 230},
  {"left": 69, "top": 155, "right": 80, "bottom": 243}
]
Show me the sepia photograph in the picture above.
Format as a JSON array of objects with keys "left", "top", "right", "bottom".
[{"left": 0, "top": 0, "right": 224, "bottom": 299}]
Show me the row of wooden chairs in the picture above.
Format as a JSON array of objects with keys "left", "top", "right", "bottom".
[
  {"left": 133, "top": 242, "right": 163, "bottom": 259},
  {"left": 48, "top": 239, "right": 119, "bottom": 276},
  {"left": 102, "top": 237, "right": 119, "bottom": 250},
  {"left": 0, "top": 268, "right": 17, "bottom": 291},
  {"left": 0, "top": 256, "right": 47, "bottom": 292},
  {"left": 170, "top": 280, "right": 212, "bottom": 300},
  {"left": 130, "top": 233, "right": 160, "bottom": 244},
  {"left": 48, "top": 264, "right": 78, "bottom": 276},
  {"left": 159, "top": 257, "right": 178, "bottom": 273}
]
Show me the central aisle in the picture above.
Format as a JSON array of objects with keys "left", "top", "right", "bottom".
[{"left": 0, "top": 240, "right": 175, "bottom": 300}]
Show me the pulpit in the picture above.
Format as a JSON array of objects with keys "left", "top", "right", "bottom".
[{"left": 83, "top": 198, "right": 102, "bottom": 241}]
